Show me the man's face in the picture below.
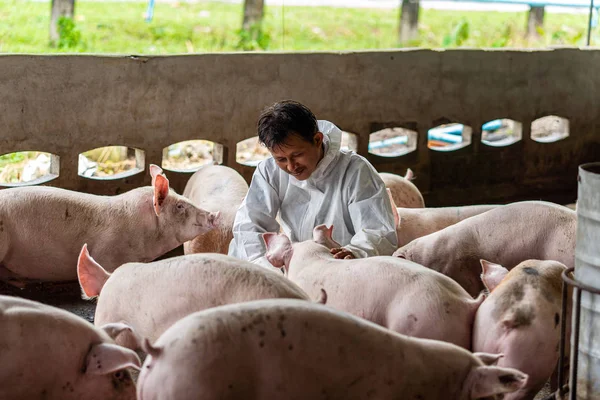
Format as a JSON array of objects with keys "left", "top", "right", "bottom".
[{"left": 269, "top": 132, "right": 324, "bottom": 181}]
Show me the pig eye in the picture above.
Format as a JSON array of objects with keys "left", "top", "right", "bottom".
[
  {"left": 176, "top": 203, "right": 185, "bottom": 210},
  {"left": 113, "top": 371, "right": 123, "bottom": 379}
]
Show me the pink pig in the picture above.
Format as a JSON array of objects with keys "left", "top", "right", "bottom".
[
  {"left": 183, "top": 164, "right": 249, "bottom": 255},
  {"left": 0, "top": 295, "right": 140, "bottom": 400},
  {"left": 263, "top": 225, "right": 483, "bottom": 350},
  {"left": 379, "top": 168, "right": 425, "bottom": 208},
  {"left": 137, "top": 299, "right": 528, "bottom": 400},
  {"left": 77, "top": 244, "right": 320, "bottom": 350},
  {"left": 472, "top": 259, "right": 570, "bottom": 400},
  {"left": 393, "top": 201, "right": 576, "bottom": 296},
  {"left": 0, "top": 165, "right": 219, "bottom": 285},
  {"left": 389, "top": 197, "right": 499, "bottom": 247}
]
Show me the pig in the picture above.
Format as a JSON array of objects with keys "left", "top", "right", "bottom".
[
  {"left": 473, "top": 259, "right": 570, "bottom": 400},
  {"left": 379, "top": 168, "right": 425, "bottom": 208},
  {"left": 393, "top": 201, "right": 576, "bottom": 297},
  {"left": 0, "top": 295, "right": 140, "bottom": 400},
  {"left": 0, "top": 164, "right": 219, "bottom": 285},
  {"left": 385, "top": 191, "right": 500, "bottom": 247},
  {"left": 183, "top": 164, "right": 249, "bottom": 255},
  {"left": 77, "top": 244, "right": 321, "bottom": 350},
  {"left": 136, "top": 298, "right": 528, "bottom": 400},
  {"left": 262, "top": 225, "right": 483, "bottom": 350},
  {"left": 394, "top": 204, "right": 500, "bottom": 247}
]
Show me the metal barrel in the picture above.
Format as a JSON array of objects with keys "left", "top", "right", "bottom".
[{"left": 572, "top": 162, "right": 600, "bottom": 399}]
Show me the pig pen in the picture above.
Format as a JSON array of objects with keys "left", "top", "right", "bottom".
[{"left": 1, "top": 49, "right": 599, "bottom": 399}]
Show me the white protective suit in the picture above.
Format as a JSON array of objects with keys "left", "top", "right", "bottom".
[{"left": 228, "top": 120, "right": 398, "bottom": 269}]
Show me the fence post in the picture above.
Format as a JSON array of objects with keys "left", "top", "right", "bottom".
[
  {"left": 399, "top": 0, "right": 420, "bottom": 45},
  {"left": 526, "top": 6, "right": 545, "bottom": 40}
]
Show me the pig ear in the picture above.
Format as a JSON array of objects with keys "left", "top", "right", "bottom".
[
  {"left": 314, "top": 288, "right": 328, "bottom": 305},
  {"left": 100, "top": 322, "right": 142, "bottom": 349},
  {"left": 149, "top": 164, "right": 164, "bottom": 185},
  {"left": 386, "top": 188, "right": 399, "bottom": 228},
  {"left": 262, "top": 232, "right": 278, "bottom": 250},
  {"left": 153, "top": 173, "right": 170, "bottom": 217},
  {"left": 262, "top": 232, "right": 289, "bottom": 269},
  {"left": 85, "top": 343, "right": 141, "bottom": 375},
  {"left": 326, "top": 225, "right": 334, "bottom": 239},
  {"left": 405, "top": 168, "right": 414, "bottom": 181},
  {"left": 474, "top": 352, "right": 504, "bottom": 366},
  {"left": 77, "top": 244, "right": 111, "bottom": 299},
  {"left": 142, "top": 338, "right": 162, "bottom": 358},
  {"left": 480, "top": 259, "right": 509, "bottom": 292},
  {"left": 468, "top": 366, "right": 528, "bottom": 399}
]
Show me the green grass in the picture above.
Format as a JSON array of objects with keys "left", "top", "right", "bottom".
[{"left": 0, "top": 0, "right": 596, "bottom": 54}]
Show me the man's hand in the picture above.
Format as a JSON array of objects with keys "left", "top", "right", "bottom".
[{"left": 330, "top": 247, "right": 355, "bottom": 259}]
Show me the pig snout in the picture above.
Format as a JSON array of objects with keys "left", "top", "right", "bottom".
[
  {"left": 194, "top": 210, "right": 220, "bottom": 231},
  {"left": 208, "top": 211, "right": 221, "bottom": 227}
]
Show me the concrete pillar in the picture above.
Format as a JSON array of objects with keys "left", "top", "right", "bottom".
[{"left": 399, "top": 0, "right": 420, "bottom": 45}]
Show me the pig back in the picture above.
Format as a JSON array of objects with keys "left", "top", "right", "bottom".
[
  {"left": 396, "top": 201, "right": 576, "bottom": 296},
  {"left": 380, "top": 172, "right": 424, "bottom": 208},
  {"left": 95, "top": 254, "right": 310, "bottom": 344},
  {"left": 139, "top": 299, "right": 480, "bottom": 400},
  {"left": 396, "top": 204, "right": 499, "bottom": 246},
  {"left": 183, "top": 165, "right": 249, "bottom": 254}
]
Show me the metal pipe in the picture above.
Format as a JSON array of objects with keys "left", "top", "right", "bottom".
[
  {"left": 558, "top": 274, "right": 569, "bottom": 396},
  {"left": 587, "top": 0, "right": 594, "bottom": 45}
]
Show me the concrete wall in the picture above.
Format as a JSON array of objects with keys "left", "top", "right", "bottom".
[{"left": 1, "top": 49, "right": 598, "bottom": 205}]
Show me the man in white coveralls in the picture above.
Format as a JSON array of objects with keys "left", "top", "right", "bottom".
[{"left": 228, "top": 100, "right": 398, "bottom": 269}]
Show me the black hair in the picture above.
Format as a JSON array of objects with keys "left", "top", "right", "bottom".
[{"left": 257, "top": 100, "right": 318, "bottom": 149}]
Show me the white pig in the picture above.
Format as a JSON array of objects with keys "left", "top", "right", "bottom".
[
  {"left": 393, "top": 201, "right": 576, "bottom": 296},
  {"left": 473, "top": 259, "right": 570, "bottom": 400},
  {"left": 77, "top": 244, "right": 321, "bottom": 350},
  {"left": 183, "top": 164, "right": 249, "bottom": 255},
  {"left": 136, "top": 299, "right": 528, "bottom": 400},
  {"left": 263, "top": 225, "right": 483, "bottom": 350},
  {"left": 386, "top": 191, "right": 500, "bottom": 247},
  {"left": 0, "top": 165, "right": 219, "bottom": 285},
  {"left": 380, "top": 168, "right": 425, "bottom": 208},
  {"left": 0, "top": 295, "right": 140, "bottom": 400}
]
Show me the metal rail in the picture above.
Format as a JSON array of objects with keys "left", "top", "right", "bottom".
[{"left": 543, "top": 267, "right": 600, "bottom": 400}]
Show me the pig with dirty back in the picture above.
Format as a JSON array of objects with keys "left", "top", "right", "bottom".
[
  {"left": 473, "top": 259, "right": 570, "bottom": 400},
  {"left": 393, "top": 201, "right": 576, "bottom": 296},
  {"left": 263, "top": 225, "right": 483, "bottom": 350},
  {"left": 0, "top": 295, "right": 140, "bottom": 400},
  {"left": 379, "top": 168, "right": 425, "bottom": 208},
  {"left": 137, "top": 299, "right": 528, "bottom": 400},
  {"left": 183, "top": 164, "right": 249, "bottom": 254},
  {"left": 0, "top": 164, "right": 219, "bottom": 285},
  {"left": 77, "top": 244, "right": 321, "bottom": 350}
]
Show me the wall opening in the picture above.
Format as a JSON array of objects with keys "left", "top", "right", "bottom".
[
  {"left": 79, "top": 146, "right": 145, "bottom": 180},
  {"left": 481, "top": 118, "right": 523, "bottom": 147},
  {"left": 369, "top": 127, "right": 417, "bottom": 157},
  {"left": 162, "top": 140, "right": 223, "bottom": 172},
  {"left": 236, "top": 136, "right": 271, "bottom": 167},
  {"left": 531, "top": 115, "right": 570, "bottom": 143},
  {"left": 427, "top": 122, "right": 472, "bottom": 151},
  {"left": 0, "top": 151, "right": 59, "bottom": 187}
]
